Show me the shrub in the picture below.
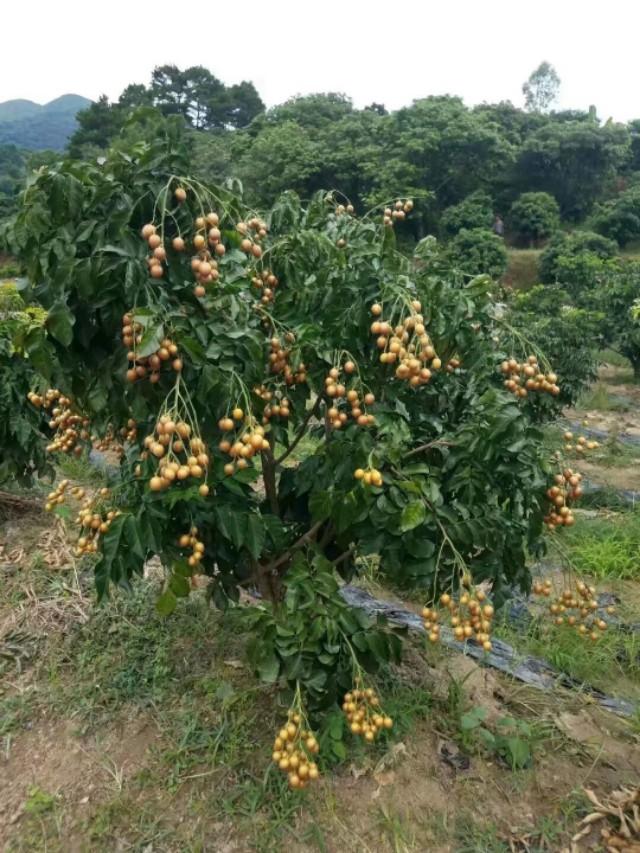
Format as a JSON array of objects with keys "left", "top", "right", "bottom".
[
  {"left": 591, "top": 186, "right": 640, "bottom": 247},
  {"left": 440, "top": 191, "right": 493, "bottom": 237},
  {"left": 538, "top": 231, "right": 618, "bottom": 283},
  {"left": 446, "top": 227, "right": 508, "bottom": 279},
  {"left": 508, "top": 192, "right": 560, "bottom": 246}
]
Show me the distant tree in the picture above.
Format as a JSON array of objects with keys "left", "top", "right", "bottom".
[
  {"left": 515, "top": 121, "right": 630, "bottom": 219},
  {"left": 522, "top": 62, "right": 561, "bottom": 113},
  {"left": 265, "top": 94, "right": 353, "bottom": 129},
  {"left": 365, "top": 103, "right": 388, "bottom": 116},
  {"left": 446, "top": 228, "right": 508, "bottom": 279},
  {"left": 591, "top": 186, "right": 640, "bottom": 247},
  {"left": 67, "top": 95, "right": 124, "bottom": 156},
  {"left": 440, "top": 191, "right": 494, "bottom": 237},
  {"left": 538, "top": 231, "right": 618, "bottom": 283},
  {"left": 508, "top": 192, "right": 560, "bottom": 245}
]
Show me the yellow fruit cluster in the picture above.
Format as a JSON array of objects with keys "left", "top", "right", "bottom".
[
  {"left": 371, "top": 301, "right": 442, "bottom": 386},
  {"left": 335, "top": 202, "right": 355, "bottom": 216},
  {"left": 423, "top": 586, "right": 494, "bottom": 651},
  {"left": 218, "top": 408, "right": 270, "bottom": 476},
  {"left": 254, "top": 386, "right": 291, "bottom": 422},
  {"left": 140, "top": 222, "right": 167, "bottom": 279},
  {"left": 324, "top": 363, "right": 375, "bottom": 430},
  {"left": 382, "top": 198, "right": 413, "bottom": 226},
  {"left": 75, "top": 495, "right": 119, "bottom": 556},
  {"left": 544, "top": 468, "right": 583, "bottom": 528},
  {"left": 28, "top": 389, "right": 89, "bottom": 456},
  {"left": 342, "top": 687, "right": 393, "bottom": 740},
  {"left": 238, "top": 217, "right": 268, "bottom": 259},
  {"left": 178, "top": 526, "right": 206, "bottom": 569},
  {"left": 250, "top": 268, "right": 279, "bottom": 305},
  {"left": 532, "top": 578, "right": 615, "bottom": 641},
  {"left": 500, "top": 356, "right": 560, "bottom": 398},
  {"left": 266, "top": 335, "right": 307, "bottom": 386},
  {"left": 44, "top": 480, "right": 93, "bottom": 512},
  {"left": 140, "top": 415, "right": 209, "bottom": 495},
  {"left": 272, "top": 711, "right": 320, "bottom": 790},
  {"left": 562, "top": 431, "right": 599, "bottom": 454},
  {"left": 354, "top": 467, "right": 383, "bottom": 486},
  {"left": 122, "top": 314, "right": 182, "bottom": 383}
]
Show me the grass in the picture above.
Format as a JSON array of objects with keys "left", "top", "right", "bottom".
[
  {"left": 599, "top": 348, "right": 632, "bottom": 370},
  {"left": 561, "top": 509, "right": 640, "bottom": 579},
  {"left": 501, "top": 248, "right": 541, "bottom": 291},
  {"left": 576, "top": 381, "right": 629, "bottom": 412}
]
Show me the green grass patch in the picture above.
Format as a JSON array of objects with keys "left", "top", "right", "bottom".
[
  {"left": 501, "top": 249, "right": 541, "bottom": 291},
  {"left": 561, "top": 510, "right": 640, "bottom": 580}
]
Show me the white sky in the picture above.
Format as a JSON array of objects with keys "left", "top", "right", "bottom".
[{"left": 2, "top": 0, "right": 639, "bottom": 121}]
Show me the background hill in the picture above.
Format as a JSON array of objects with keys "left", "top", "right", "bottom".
[{"left": 0, "top": 94, "right": 91, "bottom": 150}]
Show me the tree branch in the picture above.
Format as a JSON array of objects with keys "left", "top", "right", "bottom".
[
  {"left": 404, "top": 439, "right": 452, "bottom": 460},
  {"left": 274, "top": 397, "right": 322, "bottom": 466},
  {"left": 267, "top": 519, "right": 324, "bottom": 575},
  {"left": 261, "top": 441, "right": 280, "bottom": 516}
]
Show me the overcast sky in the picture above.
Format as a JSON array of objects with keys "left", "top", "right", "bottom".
[{"left": 2, "top": 0, "right": 639, "bottom": 121}]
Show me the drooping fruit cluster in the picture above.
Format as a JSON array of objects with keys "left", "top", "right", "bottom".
[
  {"left": 354, "top": 466, "right": 383, "bottom": 486},
  {"left": 191, "top": 211, "right": 226, "bottom": 296},
  {"left": 218, "top": 408, "right": 270, "bottom": 476},
  {"left": 75, "top": 506, "right": 120, "bottom": 556},
  {"left": 562, "top": 431, "right": 600, "bottom": 455},
  {"left": 238, "top": 217, "right": 268, "bottom": 259},
  {"left": 532, "top": 578, "right": 615, "bottom": 641},
  {"left": 423, "top": 583, "right": 495, "bottom": 651},
  {"left": 140, "top": 222, "right": 168, "bottom": 280},
  {"left": 178, "top": 526, "right": 206, "bottom": 569},
  {"left": 250, "top": 268, "right": 279, "bottom": 305},
  {"left": 272, "top": 710, "right": 320, "bottom": 790},
  {"left": 27, "top": 389, "right": 89, "bottom": 456},
  {"left": 140, "top": 414, "right": 209, "bottom": 495},
  {"left": 122, "top": 314, "right": 182, "bottom": 384},
  {"left": 342, "top": 686, "right": 393, "bottom": 741},
  {"left": 324, "top": 362, "right": 376, "bottom": 430},
  {"left": 259, "top": 390, "right": 291, "bottom": 422},
  {"left": 44, "top": 480, "right": 91, "bottom": 512},
  {"left": 446, "top": 357, "right": 462, "bottom": 373},
  {"left": 544, "top": 468, "right": 583, "bottom": 529},
  {"left": 371, "top": 301, "right": 442, "bottom": 386},
  {"left": 500, "top": 356, "right": 560, "bottom": 399},
  {"left": 382, "top": 198, "right": 413, "bottom": 227},
  {"left": 266, "top": 335, "right": 307, "bottom": 386}
]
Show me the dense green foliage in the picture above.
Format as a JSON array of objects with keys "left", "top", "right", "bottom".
[
  {"left": 446, "top": 228, "right": 508, "bottom": 279},
  {"left": 441, "top": 191, "right": 494, "bottom": 237},
  {"left": 0, "top": 282, "right": 54, "bottom": 484},
  {"left": 591, "top": 185, "right": 640, "bottom": 246},
  {"left": 508, "top": 192, "right": 560, "bottom": 245},
  {"left": 4, "top": 124, "right": 563, "bottom": 705},
  {"left": 508, "top": 286, "right": 602, "bottom": 406},
  {"left": 538, "top": 231, "right": 618, "bottom": 283}
]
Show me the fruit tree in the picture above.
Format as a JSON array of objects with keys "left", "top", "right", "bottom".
[{"left": 5, "top": 123, "right": 568, "bottom": 731}]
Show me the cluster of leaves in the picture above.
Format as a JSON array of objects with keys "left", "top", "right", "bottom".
[
  {"left": 4, "top": 123, "right": 560, "bottom": 701},
  {"left": 244, "top": 556, "right": 401, "bottom": 710},
  {"left": 0, "top": 282, "right": 55, "bottom": 484}
]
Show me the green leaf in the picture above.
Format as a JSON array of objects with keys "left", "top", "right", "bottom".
[
  {"left": 46, "top": 302, "right": 74, "bottom": 346},
  {"left": 309, "top": 490, "right": 332, "bottom": 521},
  {"left": 400, "top": 500, "right": 426, "bottom": 532},
  {"left": 156, "top": 588, "right": 177, "bottom": 616},
  {"left": 460, "top": 707, "right": 487, "bottom": 731},
  {"left": 169, "top": 573, "right": 190, "bottom": 598},
  {"left": 245, "top": 514, "right": 265, "bottom": 560},
  {"left": 257, "top": 650, "right": 280, "bottom": 683},
  {"left": 137, "top": 323, "right": 165, "bottom": 358}
]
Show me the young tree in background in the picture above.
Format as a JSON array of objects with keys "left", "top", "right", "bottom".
[{"left": 523, "top": 62, "right": 561, "bottom": 113}]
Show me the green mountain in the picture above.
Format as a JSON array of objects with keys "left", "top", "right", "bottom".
[{"left": 0, "top": 94, "right": 92, "bottom": 150}]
